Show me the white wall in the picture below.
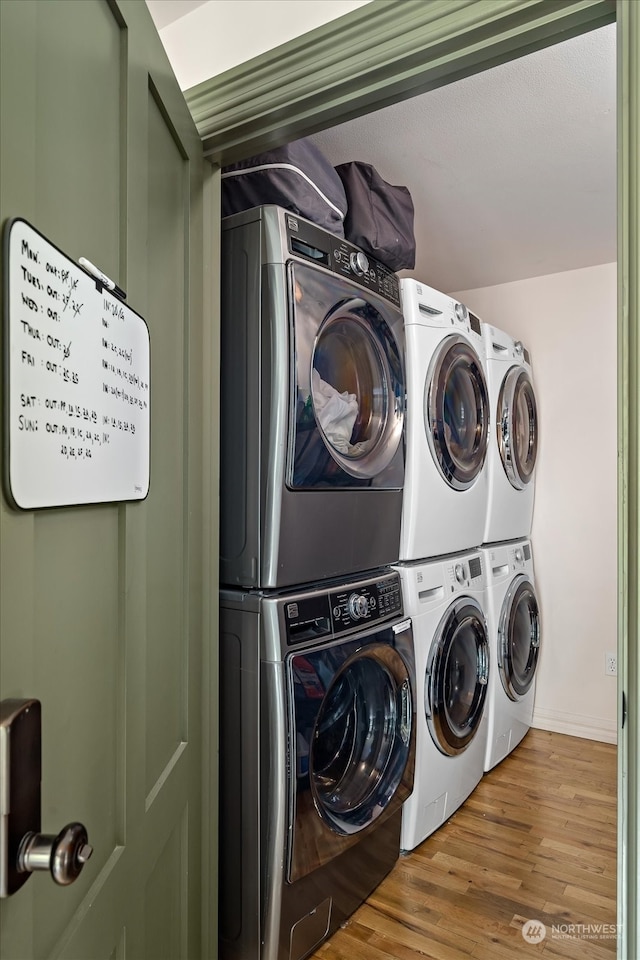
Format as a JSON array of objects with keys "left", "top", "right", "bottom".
[
  {"left": 452, "top": 262, "right": 617, "bottom": 743},
  {"left": 150, "top": 0, "right": 371, "bottom": 91}
]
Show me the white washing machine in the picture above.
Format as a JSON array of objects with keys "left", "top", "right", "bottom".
[
  {"left": 399, "top": 279, "right": 490, "bottom": 562},
  {"left": 394, "top": 550, "right": 490, "bottom": 851},
  {"left": 481, "top": 539, "right": 541, "bottom": 771},
  {"left": 482, "top": 324, "right": 538, "bottom": 544}
]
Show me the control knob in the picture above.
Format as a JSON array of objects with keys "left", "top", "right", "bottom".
[
  {"left": 454, "top": 563, "right": 466, "bottom": 584},
  {"left": 514, "top": 548, "right": 524, "bottom": 564},
  {"left": 348, "top": 593, "right": 369, "bottom": 619},
  {"left": 349, "top": 251, "right": 369, "bottom": 277}
]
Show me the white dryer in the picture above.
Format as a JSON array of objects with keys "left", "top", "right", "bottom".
[
  {"left": 395, "top": 550, "right": 490, "bottom": 851},
  {"left": 481, "top": 539, "right": 541, "bottom": 771},
  {"left": 399, "top": 279, "right": 490, "bottom": 562},
  {"left": 482, "top": 324, "right": 538, "bottom": 544}
]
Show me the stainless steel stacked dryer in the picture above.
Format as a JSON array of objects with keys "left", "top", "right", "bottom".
[
  {"left": 220, "top": 205, "right": 406, "bottom": 589},
  {"left": 218, "top": 206, "right": 417, "bottom": 960}
]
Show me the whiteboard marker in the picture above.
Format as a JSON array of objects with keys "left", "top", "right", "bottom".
[{"left": 79, "top": 257, "right": 127, "bottom": 300}]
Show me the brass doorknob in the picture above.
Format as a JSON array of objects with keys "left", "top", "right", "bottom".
[{"left": 17, "top": 822, "right": 93, "bottom": 886}]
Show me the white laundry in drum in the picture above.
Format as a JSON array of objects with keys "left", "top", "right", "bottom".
[{"left": 311, "top": 369, "right": 366, "bottom": 456}]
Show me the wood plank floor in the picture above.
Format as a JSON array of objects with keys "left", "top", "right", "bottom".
[{"left": 312, "top": 729, "right": 617, "bottom": 960}]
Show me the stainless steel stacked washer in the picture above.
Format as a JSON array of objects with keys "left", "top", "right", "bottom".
[
  {"left": 220, "top": 205, "right": 406, "bottom": 590},
  {"left": 219, "top": 206, "right": 416, "bottom": 959},
  {"left": 219, "top": 570, "right": 416, "bottom": 960}
]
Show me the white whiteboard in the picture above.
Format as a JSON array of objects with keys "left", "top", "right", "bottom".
[{"left": 4, "top": 218, "right": 150, "bottom": 509}]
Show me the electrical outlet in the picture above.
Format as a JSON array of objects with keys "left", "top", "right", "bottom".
[{"left": 605, "top": 651, "right": 617, "bottom": 676}]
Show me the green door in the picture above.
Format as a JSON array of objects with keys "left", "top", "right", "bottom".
[{"left": 0, "top": 1, "right": 211, "bottom": 957}]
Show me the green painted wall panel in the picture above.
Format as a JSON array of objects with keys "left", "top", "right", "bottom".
[
  {"left": 144, "top": 811, "right": 187, "bottom": 960},
  {"left": 31, "top": 0, "right": 122, "bottom": 271},
  {"left": 144, "top": 88, "right": 187, "bottom": 799},
  {"left": 31, "top": 510, "right": 120, "bottom": 956},
  {"left": 0, "top": 2, "right": 209, "bottom": 958}
]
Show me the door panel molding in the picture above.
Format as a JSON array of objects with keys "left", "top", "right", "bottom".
[
  {"left": 0, "top": 1, "right": 211, "bottom": 957},
  {"left": 185, "top": 0, "right": 615, "bottom": 163}
]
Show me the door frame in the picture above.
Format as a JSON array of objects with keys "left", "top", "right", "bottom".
[{"left": 185, "top": 0, "right": 636, "bottom": 956}]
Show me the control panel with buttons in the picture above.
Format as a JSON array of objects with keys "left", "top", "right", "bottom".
[
  {"left": 282, "top": 573, "right": 404, "bottom": 645},
  {"left": 445, "top": 554, "right": 483, "bottom": 592},
  {"left": 286, "top": 216, "right": 400, "bottom": 307},
  {"left": 330, "top": 574, "right": 402, "bottom": 633}
]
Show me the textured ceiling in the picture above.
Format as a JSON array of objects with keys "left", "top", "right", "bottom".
[
  {"left": 309, "top": 24, "right": 616, "bottom": 293},
  {"left": 146, "top": 1, "right": 616, "bottom": 294}
]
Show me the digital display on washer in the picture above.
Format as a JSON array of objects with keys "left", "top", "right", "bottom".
[
  {"left": 468, "top": 556, "right": 482, "bottom": 580},
  {"left": 523, "top": 543, "right": 531, "bottom": 561},
  {"left": 469, "top": 311, "right": 482, "bottom": 336},
  {"left": 289, "top": 237, "right": 330, "bottom": 267}
]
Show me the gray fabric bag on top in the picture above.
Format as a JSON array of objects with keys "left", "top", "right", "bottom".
[
  {"left": 221, "top": 138, "right": 348, "bottom": 236},
  {"left": 335, "top": 161, "right": 416, "bottom": 272}
]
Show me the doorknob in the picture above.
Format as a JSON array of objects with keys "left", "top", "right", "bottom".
[
  {"left": 0, "top": 699, "right": 93, "bottom": 897},
  {"left": 17, "top": 822, "right": 93, "bottom": 885}
]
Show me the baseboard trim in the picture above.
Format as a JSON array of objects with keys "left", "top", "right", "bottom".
[{"left": 532, "top": 707, "right": 618, "bottom": 744}]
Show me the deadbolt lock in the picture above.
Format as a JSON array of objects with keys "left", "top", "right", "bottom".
[{"left": 1, "top": 699, "right": 93, "bottom": 897}]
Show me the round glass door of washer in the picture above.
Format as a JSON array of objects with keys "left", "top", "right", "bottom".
[
  {"left": 426, "top": 597, "right": 490, "bottom": 756},
  {"left": 425, "top": 336, "right": 489, "bottom": 490},
  {"left": 310, "top": 644, "right": 412, "bottom": 835},
  {"left": 498, "top": 368, "right": 538, "bottom": 489},
  {"left": 498, "top": 575, "right": 541, "bottom": 700}
]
